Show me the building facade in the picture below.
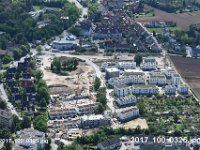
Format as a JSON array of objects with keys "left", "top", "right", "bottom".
[
  {"left": 131, "top": 85, "right": 159, "bottom": 95},
  {"left": 165, "top": 85, "right": 176, "bottom": 95},
  {"left": 116, "top": 95, "right": 137, "bottom": 107},
  {"left": 117, "top": 106, "right": 139, "bottom": 122},
  {"left": 105, "top": 67, "right": 120, "bottom": 79},
  {"left": 114, "top": 85, "right": 129, "bottom": 97},
  {"left": 0, "top": 108, "right": 13, "bottom": 128}
]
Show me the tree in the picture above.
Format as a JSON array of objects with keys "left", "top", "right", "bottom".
[
  {"left": 2, "top": 54, "right": 12, "bottom": 64},
  {"left": 0, "top": 101, "right": 7, "bottom": 109},
  {"left": 73, "top": 59, "right": 78, "bottom": 70},
  {"left": 36, "top": 46, "right": 43, "bottom": 54},
  {"left": 33, "top": 114, "right": 48, "bottom": 132},
  {"left": 40, "top": 98, "right": 47, "bottom": 108},
  {"left": 94, "top": 77, "right": 101, "bottom": 91},
  {"left": 34, "top": 69, "right": 43, "bottom": 82},
  {"left": 95, "top": 103, "right": 104, "bottom": 114},
  {"left": 134, "top": 54, "right": 143, "bottom": 66},
  {"left": 62, "top": 60, "right": 68, "bottom": 69},
  {"left": 1, "top": 39, "right": 7, "bottom": 50},
  {"left": 37, "top": 87, "right": 50, "bottom": 104},
  {"left": 21, "top": 116, "right": 31, "bottom": 129}
]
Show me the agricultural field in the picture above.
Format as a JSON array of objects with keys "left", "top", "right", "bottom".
[
  {"left": 170, "top": 56, "right": 200, "bottom": 99},
  {"left": 136, "top": 5, "right": 200, "bottom": 30}
]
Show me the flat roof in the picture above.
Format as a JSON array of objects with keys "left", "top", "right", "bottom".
[
  {"left": 115, "top": 84, "right": 129, "bottom": 89},
  {"left": 106, "top": 67, "right": 120, "bottom": 72},
  {"left": 81, "top": 114, "right": 105, "bottom": 121},
  {"left": 132, "top": 85, "right": 157, "bottom": 88}
]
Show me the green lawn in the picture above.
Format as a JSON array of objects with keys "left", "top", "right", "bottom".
[
  {"left": 147, "top": 27, "right": 181, "bottom": 33},
  {"left": 33, "top": 5, "right": 43, "bottom": 11}
]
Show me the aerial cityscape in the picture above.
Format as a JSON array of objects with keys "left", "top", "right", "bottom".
[{"left": 0, "top": 0, "right": 200, "bottom": 150}]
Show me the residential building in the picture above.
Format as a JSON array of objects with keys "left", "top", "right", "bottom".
[
  {"left": 14, "top": 128, "right": 45, "bottom": 150},
  {"left": 102, "top": 0, "right": 123, "bottom": 10},
  {"left": 165, "top": 85, "right": 176, "bottom": 95},
  {"left": 172, "top": 74, "right": 181, "bottom": 86},
  {"left": 116, "top": 95, "right": 137, "bottom": 107},
  {"left": 163, "top": 69, "right": 176, "bottom": 79},
  {"left": 80, "top": 115, "right": 111, "bottom": 128},
  {"left": 143, "top": 57, "right": 156, "bottom": 63},
  {"left": 192, "top": 45, "right": 200, "bottom": 57},
  {"left": 105, "top": 67, "right": 120, "bottom": 79},
  {"left": 11, "top": 87, "right": 21, "bottom": 101},
  {"left": 117, "top": 106, "right": 139, "bottom": 122},
  {"left": 178, "top": 84, "right": 189, "bottom": 94},
  {"left": 76, "top": 103, "right": 96, "bottom": 115},
  {"left": 116, "top": 62, "right": 136, "bottom": 70},
  {"left": 101, "top": 62, "right": 116, "bottom": 71},
  {"left": 0, "top": 108, "right": 13, "bottom": 128},
  {"left": 79, "top": 20, "right": 92, "bottom": 37},
  {"left": 108, "top": 75, "right": 145, "bottom": 87},
  {"left": 131, "top": 85, "right": 159, "bottom": 95},
  {"left": 114, "top": 85, "right": 129, "bottom": 97},
  {"left": 48, "top": 105, "right": 77, "bottom": 119},
  {"left": 124, "top": 69, "right": 145, "bottom": 76},
  {"left": 140, "top": 62, "right": 157, "bottom": 71},
  {"left": 148, "top": 74, "right": 167, "bottom": 86},
  {"left": 97, "top": 138, "right": 122, "bottom": 150},
  {"left": 52, "top": 39, "right": 78, "bottom": 50}
]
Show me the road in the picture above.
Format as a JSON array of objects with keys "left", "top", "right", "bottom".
[{"left": 0, "top": 84, "right": 21, "bottom": 119}]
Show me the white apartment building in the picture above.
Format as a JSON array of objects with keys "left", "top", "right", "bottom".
[
  {"left": 140, "top": 62, "right": 157, "bottom": 70},
  {"left": 48, "top": 105, "right": 77, "bottom": 119},
  {"left": 165, "top": 85, "right": 176, "bottom": 95},
  {"left": 143, "top": 57, "right": 156, "bottom": 63},
  {"left": 131, "top": 85, "right": 159, "bottom": 95},
  {"left": 116, "top": 95, "right": 137, "bottom": 107},
  {"left": 148, "top": 75, "right": 167, "bottom": 86},
  {"left": 77, "top": 103, "right": 96, "bottom": 115},
  {"left": 108, "top": 75, "right": 145, "bottom": 87},
  {"left": 116, "top": 62, "right": 136, "bottom": 70},
  {"left": 105, "top": 67, "right": 120, "bottom": 79},
  {"left": 80, "top": 115, "right": 111, "bottom": 128},
  {"left": 178, "top": 84, "right": 189, "bottom": 94},
  {"left": 114, "top": 85, "right": 129, "bottom": 97},
  {"left": 117, "top": 106, "right": 139, "bottom": 122},
  {"left": 14, "top": 128, "right": 45, "bottom": 150},
  {"left": 0, "top": 108, "right": 13, "bottom": 128},
  {"left": 172, "top": 74, "right": 181, "bottom": 86},
  {"left": 124, "top": 69, "right": 145, "bottom": 76},
  {"left": 163, "top": 69, "right": 176, "bottom": 79}
]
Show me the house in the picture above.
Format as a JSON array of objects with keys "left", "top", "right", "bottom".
[
  {"left": 192, "top": 45, "right": 200, "bottom": 57},
  {"left": 80, "top": 115, "right": 111, "bottom": 128},
  {"left": 11, "top": 87, "right": 21, "bottom": 101},
  {"left": 116, "top": 95, "right": 136, "bottom": 107},
  {"left": 171, "top": 74, "right": 181, "bottom": 86},
  {"left": 105, "top": 41, "right": 130, "bottom": 52},
  {"left": 97, "top": 138, "right": 122, "bottom": 150},
  {"left": 117, "top": 106, "right": 139, "bottom": 122},
  {"left": 18, "top": 61, "right": 29, "bottom": 71},
  {"left": 102, "top": 0, "right": 123, "bottom": 10},
  {"left": 131, "top": 85, "right": 159, "bottom": 95},
  {"left": 165, "top": 85, "right": 176, "bottom": 95},
  {"left": 114, "top": 84, "right": 129, "bottom": 97},
  {"left": 116, "top": 62, "right": 136, "bottom": 70},
  {"left": 0, "top": 108, "right": 13, "bottom": 128},
  {"left": 7, "top": 67, "right": 17, "bottom": 74},
  {"left": 22, "top": 72, "right": 31, "bottom": 79},
  {"left": 21, "top": 79, "right": 33, "bottom": 88},
  {"left": 105, "top": 67, "right": 120, "bottom": 79},
  {"left": 14, "top": 128, "right": 45, "bottom": 150},
  {"left": 148, "top": 74, "right": 167, "bottom": 86},
  {"left": 178, "top": 84, "right": 189, "bottom": 94},
  {"left": 52, "top": 39, "right": 79, "bottom": 50}
]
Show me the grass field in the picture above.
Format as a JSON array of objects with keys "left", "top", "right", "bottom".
[
  {"left": 147, "top": 27, "right": 181, "bottom": 33},
  {"left": 33, "top": 5, "right": 43, "bottom": 11}
]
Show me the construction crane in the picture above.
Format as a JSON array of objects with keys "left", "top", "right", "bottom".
[
  {"left": 75, "top": 72, "right": 80, "bottom": 107},
  {"left": 89, "top": 76, "right": 94, "bottom": 114}
]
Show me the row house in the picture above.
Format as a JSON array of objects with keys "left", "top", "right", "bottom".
[
  {"left": 105, "top": 40, "right": 130, "bottom": 52},
  {"left": 165, "top": 85, "right": 176, "bottom": 95},
  {"left": 148, "top": 75, "right": 167, "bottom": 86},
  {"left": 131, "top": 85, "right": 159, "bottom": 95},
  {"left": 48, "top": 106, "right": 77, "bottom": 120},
  {"left": 108, "top": 75, "right": 145, "bottom": 87},
  {"left": 97, "top": 138, "right": 121, "bottom": 150},
  {"left": 76, "top": 103, "right": 96, "bottom": 115},
  {"left": 80, "top": 115, "right": 111, "bottom": 129},
  {"left": 114, "top": 85, "right": 129, "bottom": 97},
  {"left": 117, "top": 106, "right": 139, "bottom": 122},
  {"left": 11, "top": 87, "right": 21, "bottom": 101},
  {"left": 115, "top": 95, "right": 137, "bottom": 107}
]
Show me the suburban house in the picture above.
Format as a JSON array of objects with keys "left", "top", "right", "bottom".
[
  {"left": 80, "top": 115, "right": 111, "bottom": 129},
  {"left": 0, "top": 108, "right": 13, "bottom": 128},
  {"left": 117, "top": 106, "right": 139, "bottom": 122},
  {"left": 165, "top": 85, "right": 176, "bottom": 95},
  {"left": 97, "top": 138, "right": 122, "bottom": 150},
  {"left": 105, "top": 67, "right": 120, "bottom": 79},
  {"left": 14, "top": 128, "right": 45, "bottom": 150},
  {"left": 11, "top": 87, "right": 21, "bottom": 101},
  {"left": 114, "top": 84, "right": 129, "bottom": 97},
  {"left": 131, "top": 85, "right": 159, "bottom": 95},
  {"left": 115, "top": 95, "right": 137, "bottom": 107}
]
